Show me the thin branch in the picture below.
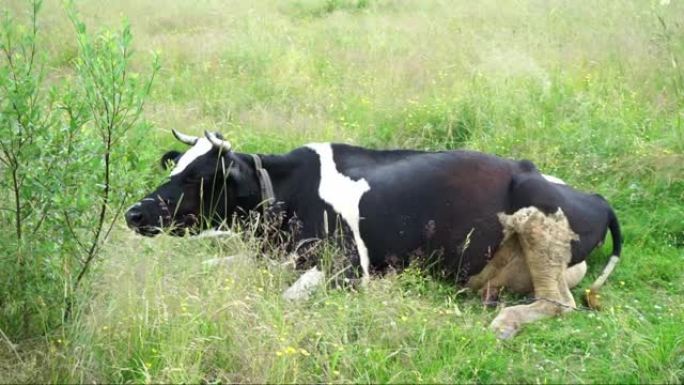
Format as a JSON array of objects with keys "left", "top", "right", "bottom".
[
  {"left": 61, "top": 209, "right": 87, "bottom": 254},
  {"left": 106, "top": 193, "right": 128, "bottom": 240},
  {"left": 64, "top": 140, "right": 110, "bottom": 323},
  {"left": 25, "top": 0, "right": 39, "bottom": 77},
  {"left": 11, "top": 167, "right": 22, "bottom": 242},
  {"left": 1, "top": 29, "right": 20, "bottom": 89},
  {"left": 29, "top": 197, "right": 52, "bottom": 236},
  {"left": 0, "top": 327, "right": 22, "bottom": 364},
  {"left": 0, "top": 140, "right": 14, "bottom": 166},
  {"left": 72, "top": 131, "right": 111, "bottom": 291},
  {"left": 95, "top": 192, "right": 129, "bottom": 256}
]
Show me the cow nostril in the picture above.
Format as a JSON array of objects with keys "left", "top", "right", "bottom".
[{"left": 126, "top": 208, "right": 144, "bottom": 226}]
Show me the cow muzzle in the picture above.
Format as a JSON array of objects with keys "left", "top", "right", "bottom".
[
  {"left": 125, "top": 197, "right": 201, "bottom": 237},
  {"left": 125, "top": 202, "right": 162, "bottom": 236}
]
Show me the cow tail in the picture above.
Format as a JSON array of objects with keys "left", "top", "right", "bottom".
[{"left": 584, "top": 208, "right": 622, "bottom": 309}]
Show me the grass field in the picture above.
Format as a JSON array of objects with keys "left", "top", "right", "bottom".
[{"left": 2, "top": 0, "right": 683, "bottom": 383}]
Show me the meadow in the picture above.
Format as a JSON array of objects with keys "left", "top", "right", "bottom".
[{"left": 1, "top": 0, "right": 683, "bottom": 383}]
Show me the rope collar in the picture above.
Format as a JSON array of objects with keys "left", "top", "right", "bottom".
[{"left": 250, "top": 154, "right": 275, "bottom": 208}]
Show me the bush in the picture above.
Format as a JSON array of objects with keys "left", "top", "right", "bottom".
[{"left": 0, "top": 0, "right": 158, "bottom": 339}]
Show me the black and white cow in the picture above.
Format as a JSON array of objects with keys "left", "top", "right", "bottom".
[{"left": 125, "top": 130, "right": 622, "bottom": 337}]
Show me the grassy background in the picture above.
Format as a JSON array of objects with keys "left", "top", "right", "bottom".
[{"left": 2, "top": 0, "right": 683, "bottom": 382}]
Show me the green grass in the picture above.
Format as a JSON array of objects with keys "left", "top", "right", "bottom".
[{"left": 2, "top": 0, "right": 683, "bottom": 383}]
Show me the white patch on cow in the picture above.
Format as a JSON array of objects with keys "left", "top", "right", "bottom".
[
  {"left": 170, "top": 138, "right": 213, "bottom": 176},
  {"left": 193, "top": 229, "right": 234, "bottom": 239},
  {"left": 126, "top": 200, "right": 147, "bottom": 212},
  {"left": 542, "top": 173, "right": 566, "bottom": 185},
  {"left": 590, "top": 255, "right": 619, "bottom": 290},
  {"left": 202, "top": 255, "right": 238, "bottom": 267},
  {"left": 306, "top": 143, "right": 372, "bottom": 284}
]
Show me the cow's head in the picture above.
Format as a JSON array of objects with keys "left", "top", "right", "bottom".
[{"left": 125, "top": 130, "right": 258, "bottom": 236}]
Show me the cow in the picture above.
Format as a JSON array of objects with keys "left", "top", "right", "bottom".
[
  {"left": 125, "top": 130, "right": 622, "bottom": 338},
  {"left": 466, "top": 175, "right": 606, "bottom": 308}
]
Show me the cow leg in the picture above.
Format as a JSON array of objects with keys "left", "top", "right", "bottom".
[
  {"left": 565, "top": 261, "right": 587, "bottom": 289},
  {"left": 282, "top": 267, "right": 326, "bottom": 301},
  {"left": 490, "top": 207, "right": 578, "bottom": 339}
]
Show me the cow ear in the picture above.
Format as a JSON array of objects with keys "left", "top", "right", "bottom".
[
  {"left": 161, "top": 150, "right": 182, "bottom": 170},
  {"left": 226, "top": 154, "right": 258, "bottom": 198},
  {"left": 230, "top": 168, "right": 254, "bottom": 197}
]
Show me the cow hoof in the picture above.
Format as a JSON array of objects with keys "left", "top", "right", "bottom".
[
  {"left": 282, "top": 267, "right": 325, "bottom": 301},
  {"left": 361, "top": 275, "right": 370, "bottom": 288},
  {"left": 282, "top": 288, "right": 309, "bottom": 301}
]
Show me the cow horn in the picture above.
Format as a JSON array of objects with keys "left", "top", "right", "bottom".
[
  {"left": 172, "top": 129, "right": 199, "bottom": 145},
  {"left": 204, "top": 131, "right": 232, "bottom": 152}
]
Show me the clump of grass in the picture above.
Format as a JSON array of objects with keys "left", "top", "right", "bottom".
[
  {"left": 283, "top": 0, "right": 374, "bottom": 19},
  {"left": 38, "top": 228, "right": 683, "bottom": 383}
]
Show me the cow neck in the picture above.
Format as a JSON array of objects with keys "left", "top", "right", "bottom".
[{"left": 249, "top": 154, "right": 275, "bottom": 208}]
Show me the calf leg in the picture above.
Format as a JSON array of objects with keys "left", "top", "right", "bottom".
[
  {"left": 481, "top": 259, "right": 587, "bottom": 306},
  {"left": 482, "top": 254, "right": 531, "bottom": 304},
  {"left": 466, "top": 234, "right": 520, "bottom": 292},
  {"left": 490, "top": 207, "right": 578, "bottom": 339}
]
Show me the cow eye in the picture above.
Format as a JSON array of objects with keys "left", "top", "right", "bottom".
[{"left": 182, "top": 178, "right": 201, "bottom": 186}]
